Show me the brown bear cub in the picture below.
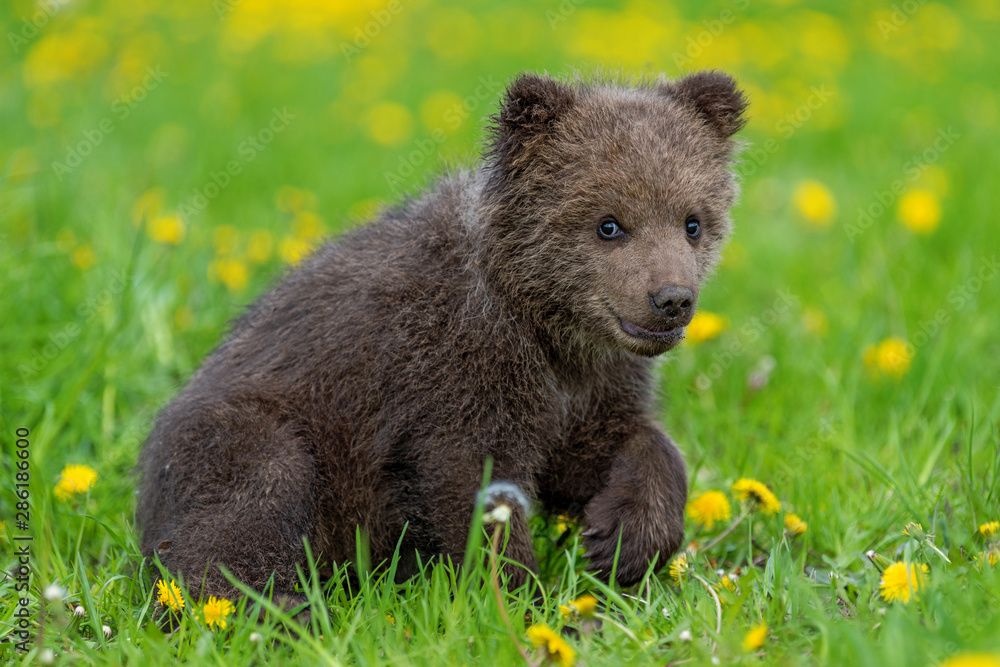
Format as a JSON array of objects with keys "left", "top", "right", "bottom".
[{"left": 138, "top": 71, "right": 748, "bottom": 605}]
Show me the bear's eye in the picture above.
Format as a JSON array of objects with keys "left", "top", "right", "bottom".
[
  {"left": 685, "top": 216, "right": 701, "bottom": 239},
  {"left": 598, "top": 217, "right": 624, "bottom": 240}
]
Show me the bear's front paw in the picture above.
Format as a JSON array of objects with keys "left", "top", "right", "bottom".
[{"left": 582, "top": 485, "right": 684, "bottom": 587}]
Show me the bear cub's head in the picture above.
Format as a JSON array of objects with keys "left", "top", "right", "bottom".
[{"left": 482, "top": 71, "right": 748, "bottom": 358}]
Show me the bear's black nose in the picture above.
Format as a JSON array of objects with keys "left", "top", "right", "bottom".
[{"left": 649, "top": 285, "right": 694, "bottom": 324}]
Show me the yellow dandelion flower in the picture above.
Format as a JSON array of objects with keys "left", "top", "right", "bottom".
[
  {"left": 559, "top": 594, "right": 598, "bottom": 620},
  {"left": 419, "top": 90, "right": 465, "bottom": 133},
  {"left": 863, "top": 337, "right": 913, "bottom": 379},
  {"left": 979, "top": 521, "right": 999, "bottom": 538},
  {"left": 793, "top": 180, "right": 836, "bottom": 227},
  {"left": 796, "top": 13, "right": 848, "bottom": 66},
  {"left": 687, "top": 490, "right": 732, "bottom": 529},
  {"left": 716, "top": 573, "right": 738, "bottom": 594},
  {"left": 54, "top": 464, "right": 97, "bottom": 501},
  {"left": 802, "top": 307, "right": 829, "bottom": 337},
  {"left": 212, "top": 225, "right": 239, "bottom": 255},
  {"left": 898, "top": 189, "right": 941, "bottom": 234},
  {"left": 732, "top": 478, "right": 781, "bottom": 515},
  {"left": 71, "top": 245, "right": 96, "bottom": 270},
  {"left": 784, "top": 512, "right": 807, "bottom": 536},
  {"left": 292, "top": 210, "right": 325, "bottom": 241},
  {"left": 975, "top": 549, "right": 999, "bottom": 569},
  {"left": 147, "top": 214, "right": 186, "bottom": 246},
  {"left": 686, "top": 311, "right": 727, "bottom": 344},
  {"left": 247, "top": 231, "right": 273, "bottom": 263},
  {"left": 903, "top": 522, "right": 924, "bottom": 537},
  {"left": 385, "top": 613, "right": 395, "bottom": 626},
  {"left": 741, "top": 623, "right": 767, "bottom": 652},
  {"left": 275, "top": 186, "right": 317, "bottom": 213},
  {"left": 364, "top": 102, "right": 414, "bottom": 148},
  {"left": 879, "top": 562, "right": 929, "bottom": 604},
  {"left": 132, "top": 187, "right": 166, "bottom": 225},
  {"left": 8, "top": 147, "right": 39, "bottom": 184},
  {"left": 23, "top": 28, "right": 109, "bottom": 86},
  {"left": 939, "top": 653, "right": 1000, "bottom": 667},
  {"left": 554, "top": 513, "right": 575, "bottom": 534},
  {"left": 212, "top": 258, "right": 249, "bottom": 292},
  {"left": 668, "top": 554, "right": 689, "bottom": 584},
  {"left": 156, "top": 579, "right": 185, "bottom": 612},
  {"left": 174, "top": 306, "right": 194, "bottom": 331},
  {"left": 280, "top": 236, "right": 313, "bottom": 265},
  {"left": 526, "top": 623, "right": 576, "bottom": 667},
  {"left": 201, "top": 596, "right": 234, "bottom": 630}
]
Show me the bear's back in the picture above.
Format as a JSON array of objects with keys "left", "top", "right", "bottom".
[{"left": 185, "top": 173, "right": 483, "bottom": 404}]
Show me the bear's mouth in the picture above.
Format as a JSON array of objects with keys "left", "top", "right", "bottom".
[{"left": 618, "top": 317, "right": 683, "bottom": 343}]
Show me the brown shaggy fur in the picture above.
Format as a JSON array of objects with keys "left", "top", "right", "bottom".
[{"left": 137, "top": 70, "right": 748, "bottom": 603}]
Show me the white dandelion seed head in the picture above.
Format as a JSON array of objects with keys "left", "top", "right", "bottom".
[
  {"left": 43, "top": 584, "right": 66, "bottom": 601},
  {"left": 482, "top": 503, "right": 512, "bottom": 524},
  {"left": 479, "top": 481, "right": 532, "bottom": 524}
]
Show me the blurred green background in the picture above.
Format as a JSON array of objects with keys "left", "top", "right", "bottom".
[{"left": 2, "top": 0, "right": 1000, "bottom": 665}]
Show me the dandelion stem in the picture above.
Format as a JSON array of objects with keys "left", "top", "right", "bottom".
[
  {"left": 593, "top": 613, "right": 642, "bottom": 645},
  {"left": 924, "top": 541, "right": 952, "bottom": 564},
  {"left": 699, "top": 509, "right": 749, "bottom": 553},
  {"left": 692, "top": 574, "right": 723, "bottom": 636},
  {"left": 488, "top": 524, "right": 534, "bottom": 665}
]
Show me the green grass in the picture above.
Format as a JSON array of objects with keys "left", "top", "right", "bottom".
[{"left": 2, "top": 0, "right": 1000, "bottom": 664}]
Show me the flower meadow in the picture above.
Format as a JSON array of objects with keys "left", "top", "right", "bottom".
[{"left": 2, "top": 0, "right": 999, "bottom": 665}]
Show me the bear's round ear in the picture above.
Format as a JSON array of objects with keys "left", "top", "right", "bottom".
[
  {"left": 665, "top": 70, "right": 748, "bottom": 138},
  {"left": 488, "top": 73, "right": 576, "bottom": 172}
]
